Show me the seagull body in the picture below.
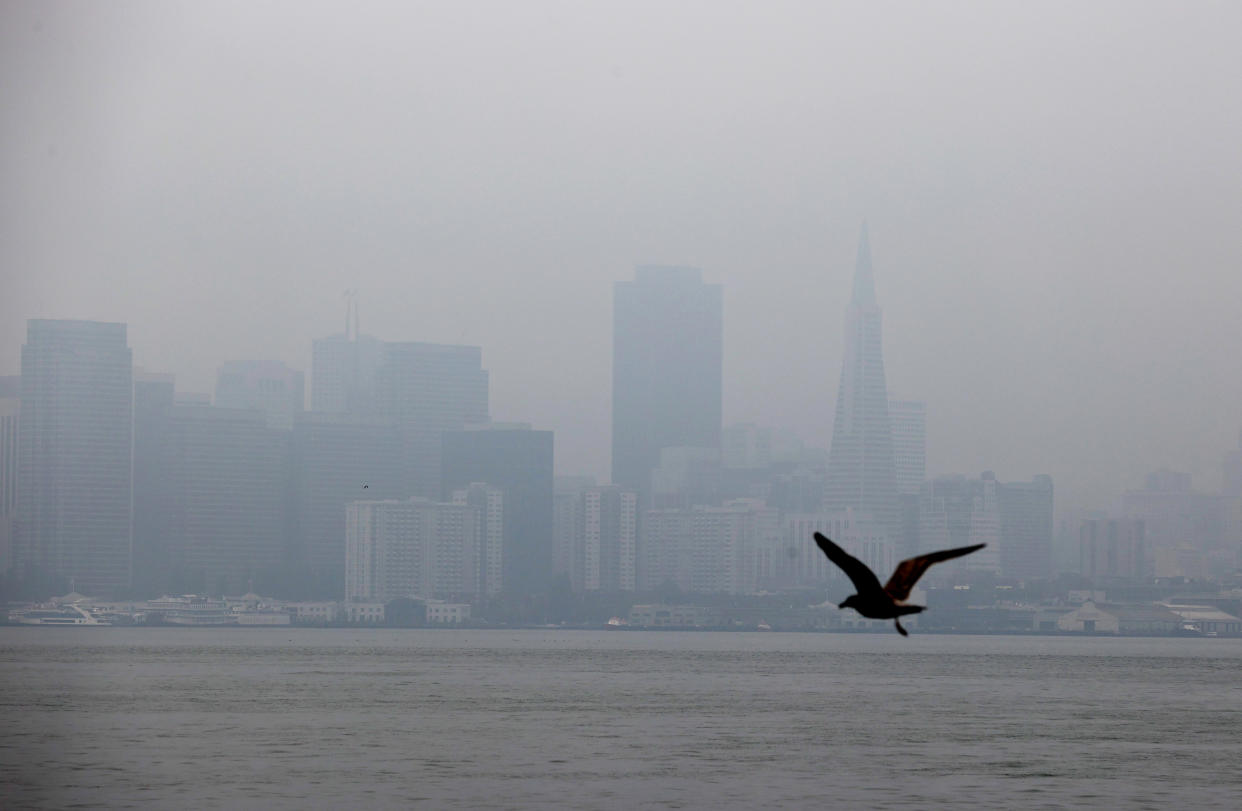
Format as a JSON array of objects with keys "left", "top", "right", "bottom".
[{"left": 813, "top": 532, "right": 985, "bottom": 636}]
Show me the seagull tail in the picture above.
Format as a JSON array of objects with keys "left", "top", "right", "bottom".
[{"left": 894, "top": 619, "right": 910, "bottom": 637}]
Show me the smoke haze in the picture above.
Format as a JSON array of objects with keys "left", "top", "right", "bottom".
[{"left": 3, "top": 0, "right": 1241, "bottom": 514}]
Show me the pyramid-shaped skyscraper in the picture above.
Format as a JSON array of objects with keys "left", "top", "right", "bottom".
[{"left": 824, "top": 224, "right": 901, "bottom": 544}]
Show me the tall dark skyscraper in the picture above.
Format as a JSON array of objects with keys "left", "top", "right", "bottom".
[
  {"left": 132, "top": 375, "right": 294, "bottom": 597},
  {"left": 442, "top": 425, "right": 553, "bottom": 597},
  {"left": 131, "top": 371, "right": 176, "bottom": 597},
  {"left": 612, "top": 266, "right": 722, "bottom": 498},
  {"left": 824, "top": 225, "right": 901, "bottom": 544},
  {"left": 376, "top": 341, "right": 489, "bottom": 499},
  {"left": 16, "top": 320, "right": 133, "bottom": 595},
  {"left": 0, "top": 376, "right": 19, "bottom": 575},
  {"left": 158, "top": 405, "right": 290, "bottom": 595}
]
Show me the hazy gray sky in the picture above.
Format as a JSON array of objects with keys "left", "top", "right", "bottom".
[{"left": 3, "top": 1, "right": 1240, "bottom": 515}]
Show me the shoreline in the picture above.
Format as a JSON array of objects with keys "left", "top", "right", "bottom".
[{"left": 1, "top": 622, "right": 1235, "bottom": 639}]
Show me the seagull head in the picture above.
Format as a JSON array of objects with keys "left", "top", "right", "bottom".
[{"left": 837, "top": 594, "right": 858, "bottom": 611}]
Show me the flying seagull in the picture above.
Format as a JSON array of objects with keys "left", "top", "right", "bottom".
[{"left": 813, "top": 532, "right": 985, "bottom": 636}]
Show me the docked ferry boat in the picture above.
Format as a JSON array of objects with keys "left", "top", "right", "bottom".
[
  {"left": 9, "top": 604, "right": 111, "bottom": 625},
  {"left": 146, "top": 595, "right": 237, "bottom": 626}
]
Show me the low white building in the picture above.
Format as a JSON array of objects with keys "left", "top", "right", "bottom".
[
  {"left": 1163, "top": 604, "right": 1242, "bottom": 635},
  {"left": 628, "top": 604, "right": 715, "bottom": 628},
  {"left": 236, "top": 611, "right": 291, "bottom": 626},
  {"left": 228, "top": 592, "right": 292, "bottom": 625},
  {"left": 343, "top": 602, "right": 385, "bottom": 624},
  {"left": 287, "top": 602, "right": 339, "bottom": 623},
  {"left": 286, "top": 601, "right": 387, "bottom": 625},
  {"left": 425, "top": 601, "right": 470, "bottom": 624}
]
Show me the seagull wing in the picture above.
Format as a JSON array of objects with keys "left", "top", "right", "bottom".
[
  {"left": 884, "top": 544, "right": 986, "bottom": 601},
  {"left": 813, "top": 533, "right": 884, "bottom": 596}
]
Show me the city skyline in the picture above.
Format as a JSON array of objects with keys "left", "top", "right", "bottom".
[
  {"left": 10, "top": 293, "right": 1237, "bottom": 599},
  {"left": 5, "top": 228, "right": 1240, "bottom": 525},
  {"left": 6, "top": 3, "right": 1242, "bottom": 518},
  {"left": 2, "top": 233, "right": 1234, "bottom": 524}
]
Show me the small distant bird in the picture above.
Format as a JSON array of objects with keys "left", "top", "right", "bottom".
[
  {"left": 813, "top": 532, "right": 985, "bottom": 636},
  {"left": 362, "top": 482, "right": 369, "bottom": 489}
]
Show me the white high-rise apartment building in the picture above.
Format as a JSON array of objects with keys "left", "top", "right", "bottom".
[
  {"left": 582, "top": 486, "right": 638, "bottom": 592},
  {"left": 552, "top": 476, "right": 593, "bottom": 588},
  {"left": 551, "top": 480, "right": 637, "bottom": 593},
  {"left": 345, "top": 498, "right": 483, "bottom": 603},
  {"left": 965, "top": 477, "right": 1003, "bottom": 572},
  {"left": 452, "top": 483, "right": 504, "bottom": 598},
  {"left": 781, "top": 510, "right": 893, "bottom": 587},
  {"left": 641, "top": 501, "right": 760, "bottom": 594}
]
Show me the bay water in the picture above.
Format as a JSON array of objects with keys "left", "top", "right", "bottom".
[{"left": 2, "top": 628, "right": 1239, "bottom": 809}]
